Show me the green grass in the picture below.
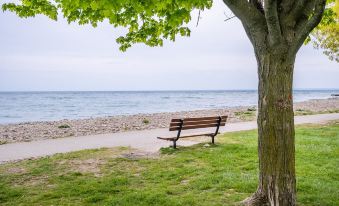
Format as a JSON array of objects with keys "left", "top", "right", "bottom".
[
  {"left": 0, "top": 140, "right": 7, "bottom": 145},
  {"left": 142, "top": 119, "right": 150, "bottom": 124},
  {"left": 234, "top": 110, "right": 256, "bottom": 121},
  {"left": 58, "top": 124, "right": 71, "bottom": 129},
  {"left": 0, "top": 122, "right": 338, "bottom": 206},
  {"left": 233, "top": 109, "right": 339, "bottom": 121},
  {"left": 294, "top": 109, "right": 339, "bottom": 116}
]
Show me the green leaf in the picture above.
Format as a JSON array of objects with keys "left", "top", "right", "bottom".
[{"left": 2, "top": 0, "right": 213, "bottom": 51}]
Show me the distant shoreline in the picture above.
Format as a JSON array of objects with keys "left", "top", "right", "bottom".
[
  {"left": 0, "top": 98, "right": 338, "bottom": 145},
  {"left": 1, "top": 90, "right": 338, "bottom": 124},
  {"left": 1, "top": 88, "right": 339, "bottom": 92}
]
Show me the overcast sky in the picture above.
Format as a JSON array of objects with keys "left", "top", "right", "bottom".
[{"left": 0, "top": 0, "right": 338, "bottom": 91}]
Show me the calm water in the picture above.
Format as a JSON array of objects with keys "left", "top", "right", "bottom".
[{"left": 0, "top": 90, "right": 338, "bottom": 124}]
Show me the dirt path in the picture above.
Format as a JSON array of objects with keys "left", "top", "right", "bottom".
[{"left": 0, "top": 113, "right": 338, "bottom": 163}]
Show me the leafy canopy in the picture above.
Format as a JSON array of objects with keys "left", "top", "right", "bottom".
[
  {"left": 308, "top": 0, "right": 339, "bottom": 62},
  {"left": 2, "top": 0, "right": 337, "bottom": 61},
  {"left": 2, "top": 0, "right": 212, "bottom": 51}
]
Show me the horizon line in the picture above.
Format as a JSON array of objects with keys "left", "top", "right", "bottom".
[{"left": 1, "top": 88, "right": 339, "bottom": 92}]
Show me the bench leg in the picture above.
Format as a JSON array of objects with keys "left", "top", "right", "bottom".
[
  {"left": 172, "top": 140, "right": 177, "bottom": 149},
  {"left": 211, "top": 136, "right": 215, "bottom": 144}
]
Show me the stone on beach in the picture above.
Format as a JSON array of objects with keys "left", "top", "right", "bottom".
[{"left": 0, "top": 98, "right": 338, "bottom": 144}]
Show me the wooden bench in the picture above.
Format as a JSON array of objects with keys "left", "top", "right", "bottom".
[{"left": 157, "top": 115, "right": 228, "bottom": 148}]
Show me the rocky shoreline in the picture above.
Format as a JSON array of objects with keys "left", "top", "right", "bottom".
[{"left": 0, "top": 98, "right": 338, "bottom": 144}]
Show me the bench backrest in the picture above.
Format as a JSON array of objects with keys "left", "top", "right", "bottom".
[{"left": 169, "top": 116, "right": 228, "bottom": 131}]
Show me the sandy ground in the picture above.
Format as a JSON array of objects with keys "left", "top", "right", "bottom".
[
  {"left": 1, "top": 98, "right": 338, "bottom": 144},
  {"left": 0, "top": 113, "right": 338, "bottom": 163}
]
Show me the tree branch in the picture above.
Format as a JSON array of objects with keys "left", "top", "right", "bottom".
[
  {"left": 279, "top": 0, "right": 295, "bottom": 15},
  {"left": 224, "top": 15, "right": 236, "bottom": 22},
  {"left": 287, "top": 0, "right": 315, "bottom": 23},
  {"left": 222, "top": 0, "right": 266, "bottom": 28},
  {"left": 264, "top": 0, "right": 282, "bottom": 45},
  {"left": 196, "top": 10, "right": 201, "bottom": 27},
  {"left": 287, "top": 0, "right": 307, "bottom": 18},
  {"left": 242, "top": 23, "right": 255, "bottom": 45},
  {"left": 249, "top": 0, "right": 264, "bottom": 14},
  {"left": 222, "top": 0, "right": 267, "bottom": 52},
  {"left": 290, "top": 0, "right": 326, "bottom": 56}
]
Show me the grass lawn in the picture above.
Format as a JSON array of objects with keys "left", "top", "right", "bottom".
[
  {"left": 233, "top": 109, "right": 339, "bottom": 122},
  {"left": 0, "top": 122, "right": 338, "bottom": 206}
]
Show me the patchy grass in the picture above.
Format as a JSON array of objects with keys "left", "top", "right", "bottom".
[
  {"left": 247, "top": 107, "right": 257, "bottom": 112},
  {"left": 0, "top": 140, "right": 7, "bottom": 145},
  {"left": 0, "top": 122, "right": 338, "bottom": 206},
  {"left": 234, "top": 110, "right": 256, "bottom": 121},
  {"left": 57, "top": 124, "right": 71, "bottom": 129},
  {"left": 295, "top": 109, "right": 315, "bottom": 116},
  {"left": 142, "top": 119, "right": 150, "bottom": 124},
  {"left": 294, "top": 109, "right": 339, "bottom": 116},
  {"left": 234, "top": 109, "right": 339, "bottom": 121},
  {"left": 234, "top": 108, "right": 339, "bottom": 121}
]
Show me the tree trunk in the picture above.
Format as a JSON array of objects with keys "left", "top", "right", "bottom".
[{"left": 243, "top": 51, "right": 296, "bottom": 206}]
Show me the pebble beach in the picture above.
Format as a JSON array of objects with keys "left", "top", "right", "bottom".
[{"left": 0, "top": 98, "right": 338, "bottom": 144}]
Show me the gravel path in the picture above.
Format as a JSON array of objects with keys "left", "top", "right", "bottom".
[{"left": 0, "top": 113, "right": 338, "bottom": 163}]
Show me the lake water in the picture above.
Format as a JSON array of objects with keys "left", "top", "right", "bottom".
[{"left": 0, "top": 90, "right": 338, "bottom": 124}]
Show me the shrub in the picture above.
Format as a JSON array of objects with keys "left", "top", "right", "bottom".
[
  {"left": 142, "top": 119, "right": 150, "bottom": 124},
  {"left": 58, "top": 124, "right": 70, "bottom": 129}
]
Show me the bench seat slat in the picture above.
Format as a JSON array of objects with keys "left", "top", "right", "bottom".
[
  {"left": 170, "top": 123, "right": 223, "bottom": 131},
  {"left": 171, "top": 116, "right": 228, "bottom": 122},
  {"left": 169, "top": 118, "right": 227, "bottom": 127},
  {"left": 157, "top": 133, "right": 216, "bottom": 141}
]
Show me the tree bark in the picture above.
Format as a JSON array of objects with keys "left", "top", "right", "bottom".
[
  {"left": 220, "top": 2, "right": 326, "bottom": 206},
  {"left": 243, "top": 51, "right": 296, "bottom": 206}
]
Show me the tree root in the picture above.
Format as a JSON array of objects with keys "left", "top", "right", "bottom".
[{"left": 239, "top": 192, "right": 269, "bottom": 206}]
